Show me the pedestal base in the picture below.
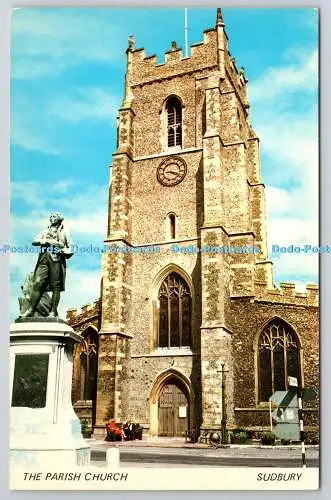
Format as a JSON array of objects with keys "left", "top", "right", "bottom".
[
  {"left": 92, "top": 425, "right": 107, "bottom": 440},
  {"left": 10, "top": 448, "right": 90, "bottom": 468},
  {"left": 10, "top": 320, "right": 90, "bottom": 467}
]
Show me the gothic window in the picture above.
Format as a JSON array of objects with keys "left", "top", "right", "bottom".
[
  {"left": 158, "top": 273, "right": 191, "bottom": 348},
  {"left": 166, "top": 97, "right": 182, "bottom": 148},
  {"left": 258, "top": 320, "right": 300, "bottom": 402},
  {"left": 75, "top": 328, "right": 99, "bottom": 402}
]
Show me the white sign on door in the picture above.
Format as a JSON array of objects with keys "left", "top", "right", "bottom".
[{"left": 179, "top": 406, "right": 187, "bottom": 418}]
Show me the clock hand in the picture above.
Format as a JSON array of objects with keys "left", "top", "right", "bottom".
[{"left": 166, "top": 170, "right": 179, "bottom": 176}]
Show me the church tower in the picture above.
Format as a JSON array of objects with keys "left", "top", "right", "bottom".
[
  {"left": 93, "top": 8, "right": 273, "bottom": 437},
  {"left": 69, "top": 9, "right": 318, "bottom": 441}
]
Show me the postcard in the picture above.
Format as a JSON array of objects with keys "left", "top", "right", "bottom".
[{"left": 9, "top": 6, "right": 319, "bottom": 490}]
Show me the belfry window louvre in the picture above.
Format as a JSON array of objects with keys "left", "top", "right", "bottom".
[
  {"left": 166, "top": 97, "right": 182, "bottom": 148},
  {"left": 158, "top": 272, "right": 191, "bottom": 348},
  {"left": 258, "top": 320, "right": 300, "bottom": 402}
]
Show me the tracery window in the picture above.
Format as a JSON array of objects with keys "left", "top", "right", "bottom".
[
  {"left": 166, "top": 97, "right": 182, "bottom": 148},
  {"left": 158, "top": 273, "right": 191, "bottom": 348},
  {"left": 76, "top": 328, "right": 98, "bottom": 401},
  {"left": 258, "top": 320, "right": 300, "bottom": 402}
]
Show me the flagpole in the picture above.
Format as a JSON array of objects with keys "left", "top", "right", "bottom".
[{"left": 184, "top": 8, "right": 188, "bottom": 57}]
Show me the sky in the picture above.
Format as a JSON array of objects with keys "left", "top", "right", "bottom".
[{"left": 10, "top": 7, "right": 319, "bottom": 319}]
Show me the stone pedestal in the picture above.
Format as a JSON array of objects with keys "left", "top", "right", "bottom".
[{"left": 10, "top": 319, "right": 90, "bottom": 467}]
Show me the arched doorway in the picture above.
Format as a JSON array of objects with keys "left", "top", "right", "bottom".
[
  {"left": 149, "top": 369, "right": 193, "bottom": 437},
  {"left": 158, "top": 376, "right": 189, "bottom": 437}
]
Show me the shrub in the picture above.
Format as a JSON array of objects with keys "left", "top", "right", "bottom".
[
  {"left": 305, "top": 431, "right": 319, "bottom": 445},
  {"left": 250, "top": 431, "right": 261, "bottom": 441},
  {"left": 81, "top": 419, "right": 90, "bottom": 437},
  {"left": 306, "top": 435, "right": 319, "bottom": 445},
  {"left": 230, "top": 430, "right": 249, "bottom": 444},
  {"left": 260, "top": 431, "right": 276, "bottom": 445},
  {"left": 132, "top": 423, "right": 143, "bottom": 440}
]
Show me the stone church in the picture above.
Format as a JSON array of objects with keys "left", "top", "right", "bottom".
[{"left": 67, "top": 9, "right": 319, "bottom": 439}]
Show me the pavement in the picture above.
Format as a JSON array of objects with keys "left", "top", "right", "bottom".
[
  {"left": 86, "top": 436, "right": 319, "bottom": 451},
  {"left": 86, "top": 437, "right": 319, "bottom": 468}
]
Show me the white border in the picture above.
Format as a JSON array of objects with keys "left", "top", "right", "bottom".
[{"left": 1, "top": 1, "right": 329, "bottom": 499}]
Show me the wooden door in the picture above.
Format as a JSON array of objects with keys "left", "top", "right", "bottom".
[{"left": 158, "top": 379, "right": 188, "bottom": 436}]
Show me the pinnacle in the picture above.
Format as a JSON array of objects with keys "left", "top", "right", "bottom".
[
  {"left": 127, "top": 35, "right": 135, "bottom": 51},
  {"left": 216, "top": 8, "right": 225, "bottom": 27}
]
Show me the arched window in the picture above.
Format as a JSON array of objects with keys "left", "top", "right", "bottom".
[
  {"left": 75, "top": 328, "right": 99, "bottom": 402},
  {"left": 158, "top": 272, "right": 191, "bottom": 348},
  {"left": 258, "top": 320, "right": 300, "bottom": 402},
  {"left": 166, "top": 97, "right": 182, "bottom": 148}
]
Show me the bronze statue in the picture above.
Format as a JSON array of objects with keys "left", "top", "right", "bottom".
[
  {"left": 19, "top": 212, "right": 73, "bottom": 319},
  {"left": 19, "top": 273, "right": 52, "bottom": 317}
]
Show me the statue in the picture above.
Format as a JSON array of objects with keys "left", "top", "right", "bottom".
[
  {"left": 19, "top": 212, "right": 73, "bottom": 319},
  {"left": 19, "top": 273, "right": 52, "bottom": 317}
]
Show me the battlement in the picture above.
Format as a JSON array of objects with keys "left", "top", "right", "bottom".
[
  {"left": 125, "top": 14, "right": 249, "bottom": 111},
  {"left": 66, "top": 299, "right": 100, "bottom": 325},
  {"left": 128, "top": 29, "right": 219, "bottom": 86},
  {"left": 254, "top": 282, "right": 319, "bottom": 307},
  {"left": 223, "top": 49, "right": 249, "bottom": 109}
]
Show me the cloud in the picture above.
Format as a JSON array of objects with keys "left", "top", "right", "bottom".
[
  {"left": 11, "top": 12, "right": 121, "bottom": 155},
  {"left": 249, "top": 47, "right": 318, "bottom": 284},
  {"left": 11, "top": 9, "right": 124, "bottom": 79},
  {"left": 11, "top": 180, "right": 108, "bottom": 239},
  {"left": 11, "top": 86, "right": 120, "bottom": 153},
  {"left": 294, "top": 9, "right": 319, "bottom": 35},
  {"left": 49, "top": 88, "right": 120, "bottom": 123},
  {"left": 249, "top": 49, "right": 318, "bottom": 103},
  {"left": 59, "top": 267, "right": 101, "bottom": 318},
  {"left": 11, "top": 95, "right": 61, "bottom": 154},
  {"left": 10, "top": 124, "right": 60, "bottom": 156},
  {"left": 11, "top": 180, "right": 73, "bottom": 209},
  {"left": 268, "top": 217, "right": 318, "bottom": 283}
]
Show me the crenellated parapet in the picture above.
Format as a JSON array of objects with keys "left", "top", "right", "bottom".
[
  {"left": 127, "top": 29, "right": 219, "bottom": 87},
  {"left": 223, "top": 50, "right": 249, "bottom": 112},
  {"left": 66, "top": 299, "right": 100, "bottom": 328},
  {"left": 126, "top": 20, "right": 249, "bottom": 116},
  {"left": 253, "top": 282, "right": 319, "bottom": 307}
]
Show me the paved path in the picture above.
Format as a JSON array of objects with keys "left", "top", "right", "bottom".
[
  {"left": 88, "top": 438, "right": 319, "bottom": 454},
  {"left": 89, "top": 440, "right": 319, "bottom": 468}
]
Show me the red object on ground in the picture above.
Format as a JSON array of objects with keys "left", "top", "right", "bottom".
[
  {"left": 106, "top": 421, "right": 124, "bottom": 439},
  {"left": 114, "top": 426, "right": 122, "bottom": 436}
]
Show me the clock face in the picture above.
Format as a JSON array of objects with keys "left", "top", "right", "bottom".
[{"left": 157, "top": 157, "right": 187, "bottom": 187}]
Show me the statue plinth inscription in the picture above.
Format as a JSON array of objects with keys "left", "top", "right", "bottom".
[{"left": 11, "top": 353, "right": 49, "bottom": 408}]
